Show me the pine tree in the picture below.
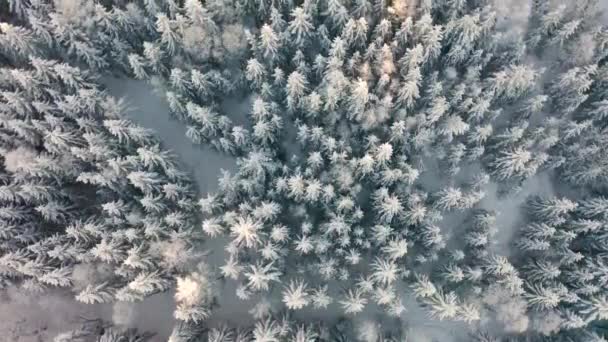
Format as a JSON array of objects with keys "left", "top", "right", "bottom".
[{"left": 289, "top": 7, "right": 314, "bottom": 47}]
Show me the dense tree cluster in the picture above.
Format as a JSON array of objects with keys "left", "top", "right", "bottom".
[
  {"left": 1, "top": 0, "right": 608, "bottom": 341},
  {"left": 0, "top": 56, "right": 202, "bottom": 303}
]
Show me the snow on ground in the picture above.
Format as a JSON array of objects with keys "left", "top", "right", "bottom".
[
  {"left": 0, "top": 287, "right": 110, "bottom": 342},
  {"left": 480, "top": 172, "right": 555, "bottom": 255},
  {"left": 102, "top": 77, "right": 238, "bottom": 194},
  {"left": 220, "top": 91, "right": 253, "bottom": 128},
  {"left": 0, "top": 271, "right": 179, "bottom": 341}
]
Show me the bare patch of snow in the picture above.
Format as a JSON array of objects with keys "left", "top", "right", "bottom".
[
  {"left": 480, "top": 173, "right": 555, "bottom": 255},
  {"left": 102, "top": 77, "right": 237, "bottom": 194}
]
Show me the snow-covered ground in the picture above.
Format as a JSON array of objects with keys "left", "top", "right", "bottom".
[
  {"left": 0, "top": 288, "right": 179, "bottom": 341},
  {"left": 480, "top": 172, "right": 555, "bottom": 255},
  {"left": 0, "top": 287, "right": 108, "bottom": 342},
  {"left": 102, "top": 77, "right": 239, "bottom": 194}
]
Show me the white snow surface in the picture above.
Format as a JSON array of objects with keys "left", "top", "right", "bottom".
[
  {"left": 102, "top": 77, "right": 238, "bottom": 194},
  {"left": 480, "top": 173, "right": 555, "bottom": 255}
]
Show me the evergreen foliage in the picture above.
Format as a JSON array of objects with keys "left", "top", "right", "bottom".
[{"left": 0, "top": 0, "right": 606, "bottom": 341}]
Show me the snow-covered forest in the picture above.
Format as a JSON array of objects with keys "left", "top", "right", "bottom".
[{"left": 1, "top": 0, "right": 608, "bottom": 341}]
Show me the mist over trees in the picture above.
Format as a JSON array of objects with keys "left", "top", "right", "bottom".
[{"left": 0, "top": 0, "right": 608, "bottom": 341}]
